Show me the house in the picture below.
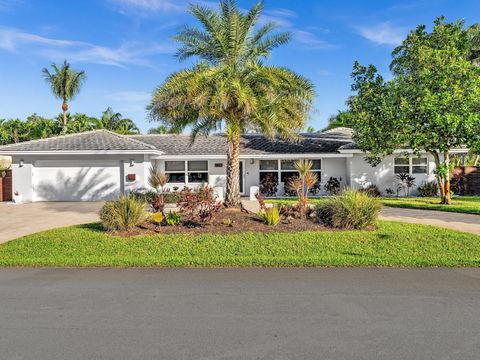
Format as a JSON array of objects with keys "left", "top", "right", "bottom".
[{"left": 0, "top": 128, "right": 457, "bottom": 202}]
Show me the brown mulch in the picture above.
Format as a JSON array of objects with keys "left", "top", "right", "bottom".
[{"left": 118, "top": 208, "right": 332, "bottom": 237}]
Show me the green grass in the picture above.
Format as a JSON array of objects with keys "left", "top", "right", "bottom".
[
  {"left": 269, "top": 196, "right": 480, "bottom": 215},
  {"left": 380, "top": 196, "right": 480, "bottom": 215},
  {"left": 0, "top": 221, "right": 479, "bottom": 267}
]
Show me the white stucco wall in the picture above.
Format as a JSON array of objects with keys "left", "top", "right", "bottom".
[
  {"left": 11, "top": 154, "right": 152, "bottom": 202},
  {"left": 347, "top": 153, "right": 436, "bottom": 195}
]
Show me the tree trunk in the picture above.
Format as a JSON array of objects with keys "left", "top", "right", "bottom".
[
  {"left": 431, "top": 151, "right": 445, "bottom": 200},
  {"left": 441, "top": 151, "right": 452, "bottom": 205},
  {"left": 62, "top": 100, "right": 68, "bottom": 133},
  {"left": 225, "top": 134, "right": 241, "bottom": 208}
]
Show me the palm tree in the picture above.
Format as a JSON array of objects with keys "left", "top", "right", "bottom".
[
  {"left": 42, "top": 60, "right": 86, "bottom": 132},
  {"left": 97, "top": 107, "right": 140, "bottom": 134},
  {"left": 147, "top": 0, "right": 314, "bottom": 207},
  {"left": 148, "top": 125, "right": 168, "bottom": 134}
]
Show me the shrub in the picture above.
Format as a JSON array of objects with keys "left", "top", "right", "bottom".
[
  {"left": 165, "top": 211, "right": 181, "bottom": 226},
  {"left": 255, "top": 192, "right": 267, "bottom": 211},
  {"left": 177, "top": 186, "right": 223, "bottom": 226},
  {"left": 324, "top": 177, "right": 341, "bottom": 195},
  {"left": 260, "top": 173, "right": 278, "bottom": 197},
  {"left": 148, "top": 166, "right": 169, "bottom": 191},
  {"left": 285, "top": 160, "right": 319, "bottom": 218},
  {"left": 260, "top": 206, "right": 281, "bottom": 226},
  {"left": 99, "top": 195, "right": 148, "bottom": 231},
  {"left": 222, "top": 218, "right": 234, "bottom": 227},
  {"left": 316, "top": 189, "right": 382, "bottom": 230},
  {"left": 395, "top": 173, "right": 416, "bottom": 196},
  {"left": 385, "top": 188, "right": 395, "bottom": 196},
  {"left": 418, "top": 181, "right": 438, "bottom": 197},
  {"left": 152, "top": 212, "right": 164, "bottom": 225},
  {"left": 360, "top": 184, "right": 381, "bottom": 197}
]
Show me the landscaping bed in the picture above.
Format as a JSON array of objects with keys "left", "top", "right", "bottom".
[
  {"left": 127, "top": 208, "right": 333, "bottom": 236},
  {"left": 1, "top": 221, "right": 479, "bottom": 267}
]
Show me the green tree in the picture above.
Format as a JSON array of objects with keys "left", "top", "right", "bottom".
[
  {"left": 97, "top": 107, "right": 139, "bottom": 134},
  {"left": 349, "top": 17, "right": 480, "bottom": 205},
  {"left": 42, "top": 60, "right": 86, "bottom": 132},
  {"left": 67, "top": 113, "right": 100, "bottom": 133},
  {"left": 1, "top": 119, "right": 28, "bottom": 144},
  {"left": 147, "top": 0, "right": 314, "bottom": 207},
  {"left": 322, "top": 110, "right": 353, "bottom": 131},
  {"left": 25, "top": 114, "right": 59, "bottom": 139},
  {"left": 148, "top": 125, "right": 168, "bottom": 134}
]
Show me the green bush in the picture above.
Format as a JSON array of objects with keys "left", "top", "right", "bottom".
[
  {"left": 165, "top": 211, "right": 181, "bottom": 226},
  {"left": 260, "top": 206, "right": 281, "bottom": 226},
  {"left": 360, "top": 184, "right": 381, "bottom": 197},
  {"left": 99, "top": 195, "right": 148, "bottom": 231},
  {"left": 316, "top": 189, "right": 382, "bottom": 230},
  {"left": 418, "top": 181, "right": 438, "bottom": 197}
]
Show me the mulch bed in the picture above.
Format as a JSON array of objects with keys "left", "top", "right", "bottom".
[{"left": 117, "top": 208, "right": 332, "bottom": 237}]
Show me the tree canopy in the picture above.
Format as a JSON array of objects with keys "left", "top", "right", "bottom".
[
  {"left": 349, "top": 17, "right": 480, "bottom": 204},
  {"left": 147, "top": 0, "right": 314, "bottom": 206}
]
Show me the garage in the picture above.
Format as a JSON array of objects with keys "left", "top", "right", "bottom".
[{"left": 33, "top": 160, "right": 123, "bottom": 202}]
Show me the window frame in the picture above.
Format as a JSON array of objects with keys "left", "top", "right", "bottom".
[
  {"left": 164, "top": 160, "right": 209, "bottom": 184},
  {"left": 394, "top": 156, "right": 428, "bottom": 175}
]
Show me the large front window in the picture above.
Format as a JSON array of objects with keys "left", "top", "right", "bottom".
[
  {"left": 165, "top": 160, "right": 209, "bottom": 184},
  {"left": 259, "top": 159, "right": 322, "bottom": 196}
]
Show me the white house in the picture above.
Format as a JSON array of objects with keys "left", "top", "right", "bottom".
[{"left": 0, "top": 128, "right": 455, "bottom": 203}]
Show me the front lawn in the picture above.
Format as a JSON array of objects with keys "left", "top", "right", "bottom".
[
  {"left": 269, "top": 196, "right": 480, "bottom": 215},
  {"left": 0, "top": 221, "right": 479, "bottom": 267},
  {"left": 380, "top": 196, "right": 480, "bottom": 215}
]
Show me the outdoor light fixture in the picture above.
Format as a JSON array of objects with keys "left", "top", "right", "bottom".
[
  {"left": 19, "top": 159, "right": 24, "bottom": 167},
  {"left": 250, "top": 159, "right": 255, "bottom": 165},
  {"left": 129, "top": 159, "right": 135, "bottom": 167}
]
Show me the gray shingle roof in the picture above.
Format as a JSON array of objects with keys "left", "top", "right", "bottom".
[
  {"left": 130, "top": 127, "right": 354, "bottom": 156},
  {"left": 0, "top": 130, "right": 158, "bottom": 152},
  {"left": 0, "top": 127, "right": 356, "bottom": 155}
]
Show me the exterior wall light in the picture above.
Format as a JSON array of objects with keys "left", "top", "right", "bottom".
[
  {"left": 249, "top": 159, "right": 255, "bottom": 165},
  {"left": 19, "top": 159, "right": 24, "bottom": 168},
  {"left": 129, "top": 159, "right": 135, "bottom": 167}
]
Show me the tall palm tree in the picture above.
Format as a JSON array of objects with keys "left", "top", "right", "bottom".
[
  {"left": 42, "top": 60, "right": 86, "bottom": 132},
  {"left": 96, "top": 107, "right": 140, "bottom": 134},
  {"left": 147, "top": 0, "right": 314, "bottom": 207}
]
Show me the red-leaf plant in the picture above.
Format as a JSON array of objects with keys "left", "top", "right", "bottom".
[{"left": 177, "top": 186, "right": 223, "bottom": 227}]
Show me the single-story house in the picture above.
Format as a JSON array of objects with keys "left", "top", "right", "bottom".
[{"left": 0, "top": 128, "right": 463, "bottom": 202}]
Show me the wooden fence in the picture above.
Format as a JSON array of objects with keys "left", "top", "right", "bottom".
[{"left": 452, "top": 166, "right": 480, "bottom": 195}]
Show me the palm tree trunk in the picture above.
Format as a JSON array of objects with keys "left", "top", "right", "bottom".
[
  {"left": 62, "top": 100, "right": 68, "bottom": 132},
  {"left": 442, "top": 151, "right": 452, "bottom": 205},
  {"left": 225, "top": 135, "right": 241, "bottom": 207}
]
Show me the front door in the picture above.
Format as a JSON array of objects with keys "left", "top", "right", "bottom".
[{"left": 239, "top": 161, "right": 245, "bottom": 195}]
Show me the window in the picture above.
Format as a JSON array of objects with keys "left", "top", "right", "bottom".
[
  {"left": 165, "top": 161, "right": 186, "bottom": 183},
  {"left": 259, "top": 159, "right": 322, "bottom": 196},
  {"left": 164, "top": 160, "right": 209, "bottom": 184},
  {"left": 412, "top": 157, "right": 428, "bottom": 174},
  {"left": 394, "top": 157, "right": 410, "bottom": 174},
  {"left": 394, "top": 157, "right": 428, "bottom": 175},
  {"left": 188, "top": 161, "right": 208, "bottom": 183}
]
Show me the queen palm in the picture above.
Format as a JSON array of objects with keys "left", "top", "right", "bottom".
[
  {"left": 148, "top": 0, "right": 315, "bottom": 207},
  {"left": 42, "top": 60, "right": 86, "bottom": 132}
]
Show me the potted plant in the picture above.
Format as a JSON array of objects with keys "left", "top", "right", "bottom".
[{"left": 13, "top": 191, "right": 22, "bottom": 204}]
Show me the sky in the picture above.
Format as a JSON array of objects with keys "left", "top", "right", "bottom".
[{"left": 0, "top": 0, "right": 479, "bottom": 134}]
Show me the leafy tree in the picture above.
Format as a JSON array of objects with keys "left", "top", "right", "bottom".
[
  {"left": 97, "top": 107, "right": 139, "bottom": 134},
  {"left": 25, "top": 114, "right": 60, "bottom": 139},
  {"left": 147, "top": 0, "right": 314, "bottom": 207},
  {"left": 1, "top": 119, "right": 28, "bottom": 144},
  {"left": 349, "top": 17, "right": 480, "bottom": 205},
  {"left": 323, "top": 110, "right": 353, "bottom": 131},
  {"left": 42, "top": 60, "right": 86, "bottom": 132},
  {"left": 67, "top": 113, "right": 100, "bottom": 133},
  {"left": 148, "top": 125, "right": 168, "bottom": 134}
]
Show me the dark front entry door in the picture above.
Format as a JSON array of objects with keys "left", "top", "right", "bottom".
[{"left": 239, "top": 161, "right": 244, "bottom": 194}]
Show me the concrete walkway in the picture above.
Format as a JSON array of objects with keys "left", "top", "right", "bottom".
[
  {"left": 380, "top": 207, "right": 480, "bottom": 235},
  {"left": 0, "top": 202, "right": 102, "bottom": 244}
]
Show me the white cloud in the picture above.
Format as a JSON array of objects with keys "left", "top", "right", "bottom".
[
  {"left": 0, "top": 27, "right": 174, "bottom": 67},
  {"left": 109, "top": 0, "right": 185, "bottom": 13},
  {"left": 356, "top": 22, "right": 407, "bottom": 46},
  {"left": 292, "top": 30, "right": 334, "bottom": 49}
]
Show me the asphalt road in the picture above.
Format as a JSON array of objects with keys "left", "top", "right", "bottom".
[{"left": 1, "top": 268, "right": 480, "bottom": 360}]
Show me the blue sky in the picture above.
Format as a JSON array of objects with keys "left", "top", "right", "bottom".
[{"left": 0, "top": 0, "right": 479, "bottom": 133}]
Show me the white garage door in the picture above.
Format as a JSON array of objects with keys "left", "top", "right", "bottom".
[{"left": 33, "top": 160, "right": 122, "bottom": 202}]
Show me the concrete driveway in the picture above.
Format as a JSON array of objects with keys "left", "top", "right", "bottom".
[
  {"left": 1, "top": 268, "right": 480, "bottom": 360},
  {"left": 0, "top": 202, "right": 102, "bottom": 243}
]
